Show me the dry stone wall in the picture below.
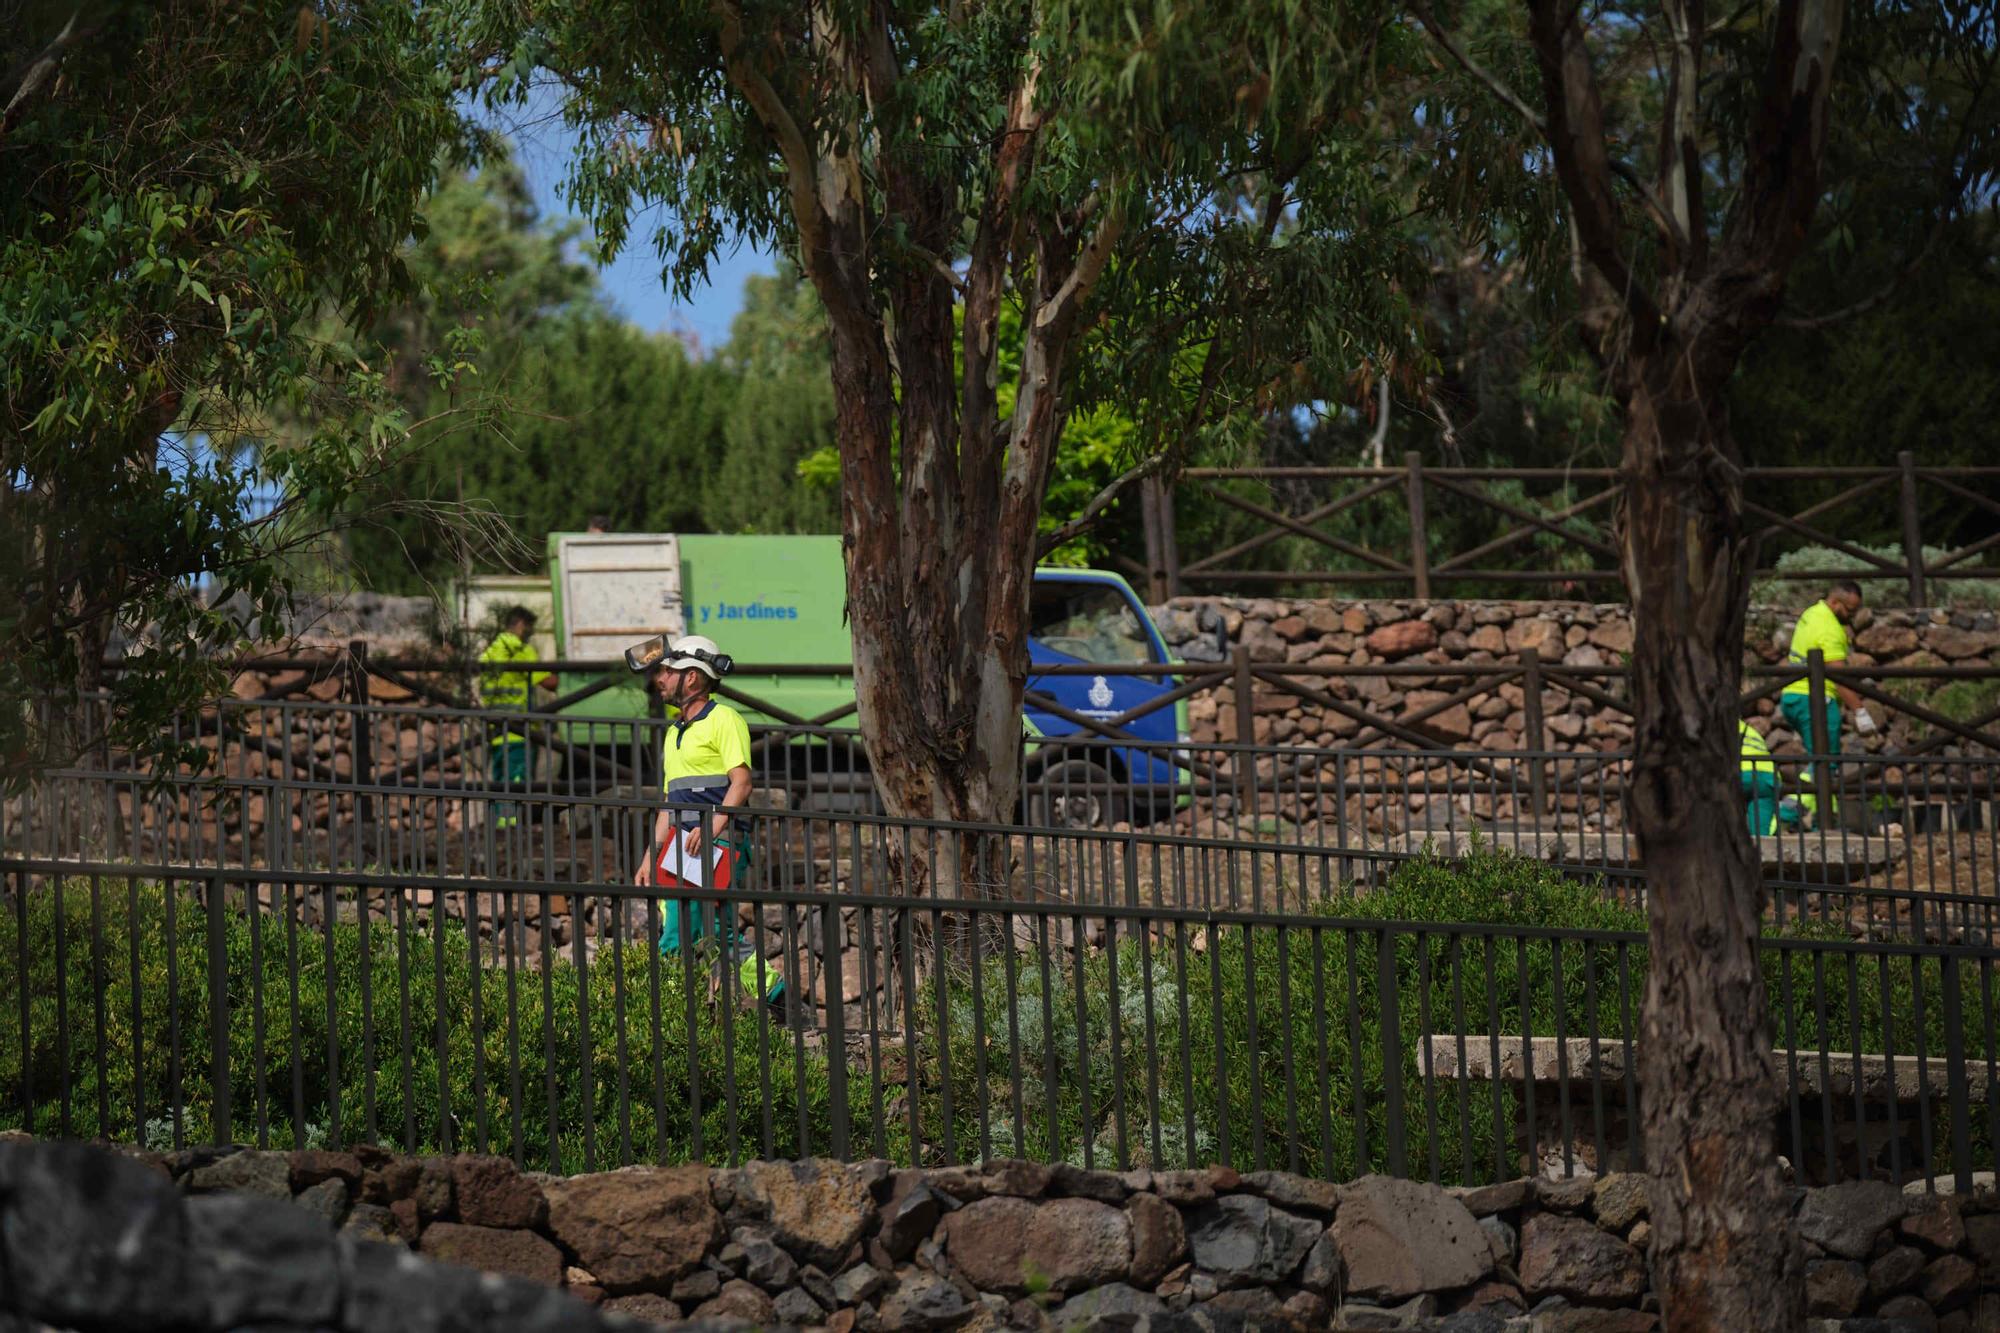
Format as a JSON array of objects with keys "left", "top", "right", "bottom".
[
  {"left": 11, "top": 1137, "right": 2000, "bottom": 1332},
  {"left": 1151, "top": 598, "right": 2000, "bottom": 756}
]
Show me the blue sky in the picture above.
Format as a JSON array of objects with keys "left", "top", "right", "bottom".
[{"left": 487, "top": 99, "right": 773, "bottom": 354}]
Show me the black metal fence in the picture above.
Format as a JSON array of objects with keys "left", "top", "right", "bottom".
[
  {"left": 16, "top": 681, "right": 1999, "bottom": 938},
  {"left": 14, "top": 756, "right": 2000, "bottom": 942},
  {"left": 4, "top": 850, "right": 1994, "bottom": 1192}
]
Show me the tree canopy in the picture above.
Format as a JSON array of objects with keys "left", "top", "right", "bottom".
[{"left": 1, "top": 0, "right": 463, "bottom": 781}]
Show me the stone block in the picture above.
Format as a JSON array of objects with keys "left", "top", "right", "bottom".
[
  {"left": 1518, "top": 1213, "right": 1646, "bottom": 1304},
  {"left": 544, "top": 1164, "right": 722, "bottom": 1293},
  {"left": 1800, "top": 1181, "right": 1910, "bottom": 1260},
  {"left": 1125, "top": 1190, "right": 1188, "bottom": 1287},
  {"left": 189, "top": 1149, "right": 292, "bottom": 1200},
  {"left": 451, "top": 1154, "right": 547, "bottom": 1230},
  {"left": 418, "top": 1221, "right": 563, "bottom": 1287},
  {"left": 734, "top": 1157, "right": 876, "bottom": 1269},
  {"left": 1188, "top": 1193, "right": 1322, "bottom": 1288},
  {"left": 1333, "top": 1174, "right": 1491, "bottom": 1300}
]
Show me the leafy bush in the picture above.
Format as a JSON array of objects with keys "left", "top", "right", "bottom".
[
  {"left": 0, "top": 880, "right": 884, "bottom": 1171},
  {"left": 1751, "top": 543, "right": 2000, "bottom": 610},
  {"left": 1, "top": 853, "right": 1982, "bottom": 1183},
  {"left": 917, "top": 852, "right": 1985, "bottom": 1182}
]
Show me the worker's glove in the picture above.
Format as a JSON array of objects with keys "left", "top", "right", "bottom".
[{"left": 1854, "top": 708, "right": 1878, "bottom": 736}]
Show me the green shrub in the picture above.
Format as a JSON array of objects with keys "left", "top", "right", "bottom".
[
  {"left": 0, "top": 880, "right": 888, "bottom": 1171},
  {"left": 1751, "top": 543, "right": 2000, "bottom": 610},
  {"left": 1, "top": 852, "right": 1982, "bottom": 1183}
]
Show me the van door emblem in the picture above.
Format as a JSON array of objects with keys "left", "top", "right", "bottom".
[{"left": 1088, "top": 676, "right": 1114, "bottom": 709}]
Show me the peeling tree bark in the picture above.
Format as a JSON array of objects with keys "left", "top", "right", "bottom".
[
  {"left": 710, "top": 3, "right": 1125, "bottom": 895},
  {"left": 1516, "top": 0, "right": 1846, "bottom": 1326},
  {"left": 1619, "top": 342, "right": 1798, "bottom": 1332}
]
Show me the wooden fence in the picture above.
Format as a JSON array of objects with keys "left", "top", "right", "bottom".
[{"left": 1131, "top": 452, "right": 2000, "bottom": 605}]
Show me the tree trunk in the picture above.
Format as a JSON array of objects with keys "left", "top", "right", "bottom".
[
  {"left": 828, "top": 299, "right": 1027, "bottom": 898},
  {"left": 1622, "top": 351, "right": 1802, "bottom": 1331}
]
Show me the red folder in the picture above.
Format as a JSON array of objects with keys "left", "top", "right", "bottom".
[{"left": 656, "top": 839, "right": 736, "bottom": 892}]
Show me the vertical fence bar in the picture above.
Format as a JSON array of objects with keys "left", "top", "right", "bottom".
[
  {"left": 16, "top": 871, "right": 33, "bottom": 1136},
  {"left": 348, "top": 640, "right": 375, "bottom": 840},
  {"left": 1405, "top": 451, "right": 1431, "bottom": 599},
  {"left": 1898, "top": 451, "right": 1927, "bottom": 609},
  {"left": 1378, "top": 927, "right": 1407, "bottom": 1178},
  {"left": 822, "top": 898, "right": 849, "bottom": 1161},
  {"left": 1808, "top": 651, "right": 1834, "bottom": 836},
  {"left": 1233, "top": 649, "right": 1256, "bottom": 835},
  {"left": 1522, "top": 651, "right": 1548, "bottom": 822},
  {"left": 1942, "top": 954, "right": 1974, "bottom": 1194},
  {"left": 206, "top": 874, "right": 231, "bottom": 1145}
]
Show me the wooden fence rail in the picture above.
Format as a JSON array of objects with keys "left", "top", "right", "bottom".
[{"left": 1135, "top": 453, "right": 2000, "bottom": 605}]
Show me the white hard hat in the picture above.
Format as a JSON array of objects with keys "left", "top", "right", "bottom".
[{"left": 662, "top": 634, "right": 730, "bottom": 680}]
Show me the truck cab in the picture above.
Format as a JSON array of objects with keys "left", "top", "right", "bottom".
[{"left": 1024, "top": 570, "right": 1189, "bottom": 826}]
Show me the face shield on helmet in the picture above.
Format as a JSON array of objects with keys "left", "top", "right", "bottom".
[
  {"left": 627, "top": 634, "right": 733, "bottom": 707},
  {"left": 624, "top": 634, "right": 735, "bottom": 679}
]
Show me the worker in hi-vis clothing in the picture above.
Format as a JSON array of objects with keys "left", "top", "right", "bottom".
[
  {"left": 627, "top": 633, "right": 783, "bottom": 1007},
  {"left": 478, "top": 607, "right": 556, "bottom": 830},
  {"left": 1779, "top": 580, "right": 1874, "bottom": 827},
  {"left": 1739, "top": 719, "right": 1782, "bottom": 837}
]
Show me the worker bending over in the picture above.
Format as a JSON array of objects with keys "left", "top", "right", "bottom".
[{"left": 1739, "top": 719, "right": 1781, "bottom": 837}]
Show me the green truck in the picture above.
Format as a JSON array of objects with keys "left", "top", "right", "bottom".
[{"left": 472, "top": 533, "right": 1192, "bottom": 824}]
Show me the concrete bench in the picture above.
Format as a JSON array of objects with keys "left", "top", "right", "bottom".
[
  {"left": 1383, "top": 830, "right": 1907, "bottom": 882},
  {"left": 1420, "top": 1034, "right": 1986, "bottom": 1184}
]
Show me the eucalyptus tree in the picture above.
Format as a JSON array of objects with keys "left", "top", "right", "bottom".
[
  {"left": 1, "top": 0, "right": 463, "bottom": 784},
  {"left": 1412, "top": 0, "right": 1996, "bottom": 1325},
  {"left": 461, "top": 0, "right": 1420, "bottom": 885}
]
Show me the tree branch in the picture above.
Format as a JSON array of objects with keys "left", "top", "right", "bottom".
[
  {"left": 1773, "top": 218, "right": 1945, "bottom": 330},
  {"left": 1409, "top": 0, "right": 1547, "bottom": 135},
  {"left": 707, "top": 0, "right": 835, "bottom": 290},
  {"left": 1413, "top": 0, "right": 1689, "bottom": 257},
  {"left": 1775, "top": 43, "right": 1993, "bottom": 331},
  {"left": 1035, "top": 449, "right": 1173, "bottom": 559},
  {"left": 1524, "top": 0, "right": 1663, "bottom": 331},
  {"left": 1, "top": 10, "right": 92, "bottom": 138},
  {"left": 1715, "top": 0, "right": 1844, "bottom": 289},
  {"left": 1658, "top": 0, "right": 1709, "bottom": 271},
  {"left": 1035, "top": 196, "right": 1126, "bottom": 338}
]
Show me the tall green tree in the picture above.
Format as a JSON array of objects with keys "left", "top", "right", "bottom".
[
  {"left": 462, "top": 0, "right": 1423, "bottom": 875},
  {"left": 1416, "top": 0, "right": 1995, "bottom": 1324},
  {"left": 0, "top": 0, "right": 462, "bottom": 784},
  {"left": 334, "top": 153, "right": 739, "bottom": 591},
  {"left": 349, "top": 315, "right": 737, "bottom": 590},
  {"left": 704, "top": 263, "right": 839, "bottom": 535}
]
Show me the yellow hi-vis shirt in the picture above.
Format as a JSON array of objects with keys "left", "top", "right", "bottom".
[
  {"left": 1782, "top": 600, "right": 1849, "bottom": 696},
  {"left": 660, "top": 699, "right": 752, "bottom": 823},
  {"left": 1739, "top": 720, "right": 1776, "bottom": 777},
  {"left": 479, "top": 631, "right": 541, "bottom": 743}
]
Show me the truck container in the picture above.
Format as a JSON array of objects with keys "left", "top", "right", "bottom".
[{"left": 478, "top": 533, "right": 1190, "bottom": 825}]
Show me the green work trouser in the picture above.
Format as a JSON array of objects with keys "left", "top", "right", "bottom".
[
  {"left": 1779, "top": 694, "right": 1841, "bottom": 819},
  {"left": 489, "top": 739, "right": 529, "bottom": 829},
  {"left": 656, "top": 827, "right": 783, "bottom": 1001},
  {"left": 1740, "top": 770, "right": 1779, "bottom": 837}
]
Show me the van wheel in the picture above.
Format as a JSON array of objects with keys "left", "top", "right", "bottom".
[{"left": 1025, "top": 760, "right": 1125, "bottom": 830}]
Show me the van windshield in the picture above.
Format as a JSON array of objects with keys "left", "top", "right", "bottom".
[{"left": 1029, "top": 582, "right": 1157, "bottom": 664}]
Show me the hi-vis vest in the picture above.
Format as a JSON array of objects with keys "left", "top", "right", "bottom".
[
  {"left": 479, "top": 631, "right": 540, "bottom": 710},
  {"left": 1739, "top": 720, "right": 1777, "bottom": 778},
  {"left": 1783, "top": 601, "right": 1849, "bottom": 697},
  {"left": 660, "top": 699, "right": 753, "bottom": 824}
]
